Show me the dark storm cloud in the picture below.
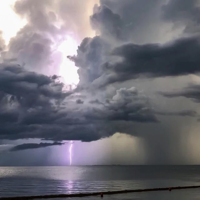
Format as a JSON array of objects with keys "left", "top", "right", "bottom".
[
  {"left": 163, "top": 0, "right": 198, "bottom": 21},
  {"left": 0, "top": 109, "right": 18, "bottom": 124},
  {"left": 0, "top": 67, "right": 157, "bottom": 142},
  {"left": 0, "top": 64, "right": 67, "bottom": 109},
  {"left": 76, "top": 99, "right": 84, "bottom": 104},
  {"left": 102, "top": 87, "right": 157, "bottom": 122},
  {"left": 69, "top": 36, "right": 111, "bottom": 87},
  {"left": 1, "top": 0, "right": 200, "bottom": 164},
  {"left": 111, "top": 37, "right": 200, "bottom": 79},
  {"left": 11, "top": 0, "right": 199, "bottom": 90},
  {"left": 90, "top": 5, "right": 126, "bottom": 40},
  {"left": 163, "top": 0, "right": 200, "bottom": 34},
  {"left": 73, "top": 36, "right": 200, "bottom": 87},
  {"left": 70, "top": 0, "right": 200, "bottom": 163},
  {"left": 71, "top": 0, "right": 200, "bottom": 89},
  {"left": 97, "top": 0, "right": 166, "bottom": 43},
  {"left": 0, "top": 64, "right": 69, "bottom": 141},
  {"left": 71, "top": 0, "right": 179, "bottom": 88},
  {"left": 71, "top": 87, "right": 158, "bottom": 123},
  {"left": 160, "top": 84, "right": 200, "bottom": 103},
  {"left": 9, "top": 30, "right": 54, "bottom": 72},
  {"left": 155, "top": 110, "right": 197, "bottom": 117},
  {"left": 10, "top": 142, "right": 64, "bottom": 151},
  {"left": 89, "top": 99, "right": 104, "bottom": 105}
]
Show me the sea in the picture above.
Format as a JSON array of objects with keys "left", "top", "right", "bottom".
[{"left": 0, "top": 166, "right": 200, "bottom": 200}]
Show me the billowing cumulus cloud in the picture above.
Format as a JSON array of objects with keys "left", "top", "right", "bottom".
[
  {"left": 0, "top": 66, "right": 157, "bottom": 142},
  {"left": 69, "top": 36, "right": 112, "bottom": 88},
  {"left": 72, "top": 0, "right": 200, "bottom": 88},
  {"left": 90, "top": 5, "right": 126, "bottom": 41},
  {"left": 1, "top": 0, "right": 200, "bottom": 164},
  {"left": 98, "top": 0, "right": 171, "bottom": 43},
  {"left": 73, "top": 34, "right": 200, "bottom": 87},
  {"left": 4, "top": 0, "right": 98, "bottom": 75},
  {"left": 0, "top": 64, "right": 68, "bottom": 108}
]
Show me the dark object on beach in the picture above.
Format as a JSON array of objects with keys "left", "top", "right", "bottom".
[
  {"left": 169, "top": 187, "right": 172, "bottom": 191},
  {"left": 101, "top": 192, "right": 103, "bottom": 198}
]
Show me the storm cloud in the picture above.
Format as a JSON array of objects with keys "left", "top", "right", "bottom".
[
  {"left": 10, "top": 142, "right": 64, "bottom": 151},
  {"left": 71, "top": 0, "right": 200, "bottom": 88},
  {"left": 155, "top": 110, "right": 197, "bottom": 117},
  {"left": 163, "top": 0, "right": 200, "bottom": 35},
  {"left": 90, "top": 5, "right": 126, "bottom": 41},
  {"left": 0, "top": 64, "right": 67, "bottom": 108},
  {"left": 0, "top": 64, "right": 157, "bottom": 142},
  {"left": 110, "top": 37, "right": 200, "bottom": 81},
  {"left": 1, "top": 0, "right": 200, "bottom": 164},
  {"left": 4, "top": 0, "right": 98, "bottom": 75},
  {"left": 73, "top": 36, "right": 200, "bottom": 87},
  {"left": 160, "top": 84, "right": 200, "bottom": 103}
]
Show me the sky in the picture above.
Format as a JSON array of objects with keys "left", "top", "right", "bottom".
[{"left": 1, "top": 0, "right": 200, "bottom": 165}]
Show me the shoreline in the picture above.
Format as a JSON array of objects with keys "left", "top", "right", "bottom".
[{"left": 0, "top": 185, "right": 200, "bottom": 200}]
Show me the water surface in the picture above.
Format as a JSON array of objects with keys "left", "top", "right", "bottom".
[{"left": 0, "top": 166, "right": 200, "bottom": 199}]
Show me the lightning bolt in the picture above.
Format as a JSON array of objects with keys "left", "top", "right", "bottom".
[{"left": 69, "top": 141, "right": 73, "bottom": 165}]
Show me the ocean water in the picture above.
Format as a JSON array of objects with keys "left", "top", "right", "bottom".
[{"left": 0, "top": 166, "right": 200, "bottom": 199}]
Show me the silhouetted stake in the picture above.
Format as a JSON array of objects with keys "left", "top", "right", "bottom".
[{"left": 0, "top": 185, "right": 200, "bottom": 200}]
